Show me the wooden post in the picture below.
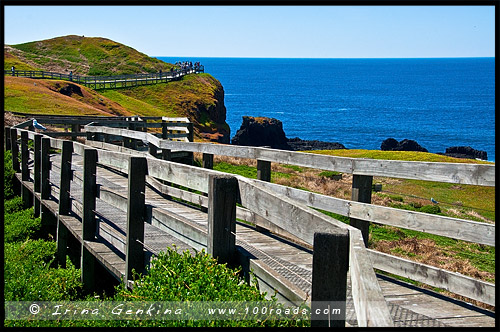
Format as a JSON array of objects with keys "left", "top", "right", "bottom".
[
  {"left": 86, "top": 130, "right": 94, "bottom": 142},
  {"left": 311, "top": 231, "right": 350, "bottom": 327},
  {"left": 162, "top": 149, "right": 172, "bottom": 161},
  {"left": 186, "top": 122, "right": 194, "bottom": 165},
  {"left": 40, "top": 137, "right": 51, "bottom": 199},
  {"left": 104, "top": 133, "right": 112, "bottom": 143},
  {"left": 128, "top": 122, "right": 137, "bottom": 150},
  {"left": 56, "top": 140, "right": 73, "bottom": 268},
  {"left": 71, "top": 124, "right": 79, "bottom": 141},
  {"left": 257, "top": 160, "right": 271, "bottom": 182},
  {"left": 33, "top": 134, "right": 42, "bottom": 217},
  {"left": 350, "top": 175, "right": 373, "bottom": 245},
  {"left": 203, "top": 153, "right": 214, "bottom": 169},
  {"left": 125, "top": 157, "right": 147, "bottom": 285},
  {"left": 40, "top": 137, "right": 55, "bottom": 235},
  {"left": 81, "top": 148, "right": 97, "bottom": 293},
  {"left": 148, "top": 143, "right": 158, "bottom": 158},
  {"left": 20, "top": 131, "right": 32, "bottom": 208},
  {"left": 5, "top": 127, "right": 11, "bottom": 151},
  {"left": 82, "top": 148, "right": 97, "bottom": 241},
  {"left": 10, "top": 128, "right": 20, "bottom": 172},
  {"left": 161, "top": 121, "right": 171, "bottom": 161},
  {"left": 207, "top": 174, "right": 238, "bottom": 264},
  {"left": 161, "top": 120, "right": 168, "bottom": 139}
]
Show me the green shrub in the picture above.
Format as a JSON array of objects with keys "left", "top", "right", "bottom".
[
  {"left": 4, "top": 239, "right": 82, "bottom": 301},
  {"left": 4, "top": 150, "right": 15, "bottom": 199},
  {"left": 4, "top": 196, "right": 24, "bottom": 214},
  {"left": 388, "top": 194, "right": 404, "bottom": 202},
  {"left": 318, "top": 171, "right": 342, "bottom": 178},
  {"left": 115, "top": 247, "right": 267, "bottom": 302},
  {"left": 419, "top": 204, "right": 441, "bottom": 215},
  {"left": 4, "top": 208, "right": 42, "bottom": 242},
  {"left": 109, "top": 247, "right": 310, "bottom": 327},
  {"left": 282, "top": 164, "right": 303, "bottom": 172},
  {"left": 408, "top": 201, "right": 423, "bottom": 209}
]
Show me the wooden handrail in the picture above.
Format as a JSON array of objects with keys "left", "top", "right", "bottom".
[
  {"left": 4, "top": 66, "right": 204, "bottom": 90},
  {"left": 8, "top": 125, "right": 496, "bottom": 324}
]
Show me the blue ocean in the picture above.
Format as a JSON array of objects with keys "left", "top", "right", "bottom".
[{"left": 158, "top": 57, "right": 495, "bottom": 162}]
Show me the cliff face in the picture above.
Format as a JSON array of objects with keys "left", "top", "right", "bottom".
[{"left": 189, "top": 78, "right": 230, "bottom": 143}]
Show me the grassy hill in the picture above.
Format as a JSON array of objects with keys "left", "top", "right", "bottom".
[
  {"left": 4, "top": 35, "right": 229, "bottom": 142},
  {"left": 5, "top": 35, "right": 174, "bottom": 75}
]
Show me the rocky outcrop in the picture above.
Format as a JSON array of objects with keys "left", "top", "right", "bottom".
[
  {"left": 287, "top": 137, "right": 346, "bottom": 151},
  {"left": 57, "top": 82, "right": 84, "bottom": 97},
  {"left": 231, "top": 116, "right": 289, "bottom": 149},
  {"left": 442, "top": 146, "right": 487, "bottom": 161},
  {"left": 381, "top": 138, "right": 428, "bottom": 152},
  {"left": 231, "top": 116, "right": 346, "bottom": 151}
]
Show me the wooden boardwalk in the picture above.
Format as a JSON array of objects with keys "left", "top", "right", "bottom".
[
  {"left": 21, "top": 150, "right": 494, "bottom": 327},
  {"left": 5, "top": 68, "right": 203, "bottom": 90}
]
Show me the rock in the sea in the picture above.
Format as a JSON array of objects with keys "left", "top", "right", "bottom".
[
  {"left": 444, "top": 146, "right": 487, "bottom": 161},
  {"left": 231, "top": 116, "right": 346, "bottom": 151},
  {"left": 231, "top": 116, "right": 290, "bottom": 150},
  {"left": 381, "top": 138, "right": 428, "bottom": 152},
  {"left": 380, "top": 138, "right": 399, "bottom": 151},
  {"left": 287, "top": 137, "right": 346, "bottom": 151}
]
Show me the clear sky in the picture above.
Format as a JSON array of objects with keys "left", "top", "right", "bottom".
[{"left": 3, "top": 5, "right": 495, "bottom": 58}]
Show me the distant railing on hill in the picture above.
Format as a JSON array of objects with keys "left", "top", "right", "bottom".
[{"left": 4, "top": 65, "right": 204, "bottom": 90}]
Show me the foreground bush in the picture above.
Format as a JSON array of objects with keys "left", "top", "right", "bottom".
[
  {"left": 108, "top": 247, "right": 310, "bottom": 327},
  {"left": 4, "top": 239, "right": 82, "bottom": 301},
  {"left": 4, "top": 207, "right": 42, "bottom": 242},
  {"left": 4, "top": 150, "right": 15, "bottom": 199}
]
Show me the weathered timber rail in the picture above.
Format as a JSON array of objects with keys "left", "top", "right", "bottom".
[
  {"left": 12, "top": 115, "right": 193, "bottom": 143},
  {"left": 82, "top": 124, "right": 496, "bottom": 307},
  {"left": 5, "top": 121, "right": 495, "bottom": 327},
  {"left": 4, "top": 66, "right": 203, "bottom": 90}
]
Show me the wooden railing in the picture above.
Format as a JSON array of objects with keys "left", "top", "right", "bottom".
[
  {"left": 4, "top": 66, "right": 204, "bottom": 90},
  {"left": 7, "top": 126, "right": 397, "bottom": 327},
  {"left": 12, "top": 115, "right": 193, "bottom": 143},
  {"left": 81, "top": 124, "right": 496, "bottom": 309}
]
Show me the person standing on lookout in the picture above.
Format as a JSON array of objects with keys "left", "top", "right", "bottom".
[{"left": 11, "top": 66, "right": 15, "bottom": 76}]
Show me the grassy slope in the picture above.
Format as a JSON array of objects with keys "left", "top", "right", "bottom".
[
  {"left": 4, "top": 76, "right": 134, "bottom": 116},
  {"left": 4, "top": 35, "right": 227, "bottom": 139},
  {"left": 5, "top": 35, "right": 175, "bottom": 75},
  {"left": 100, "top": 74, "right": 225, "bottom": 127}
]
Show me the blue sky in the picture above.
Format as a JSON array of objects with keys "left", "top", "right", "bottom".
[{"left": 3, "top": 5, "right": 495, "bottom": 58}]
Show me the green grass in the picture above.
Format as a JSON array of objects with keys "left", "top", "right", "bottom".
[
  {"left": 10, "top": 35, "right": 176, "bottom": 76},
  {"left": 214, "top": 162, "right": 257, "bottom": 178},
  {"left": 308, "top": 149, "right": 494, "bottom": 164},
  {"left": 281, "top": 164, "right": 303, "bottom": 172},
  {"left": 99, "top": 89, "right": 175, "bottom": 117},
  {"left": 213, "top": 162, "right": 292, "bottom": 181}
]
